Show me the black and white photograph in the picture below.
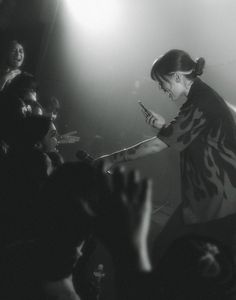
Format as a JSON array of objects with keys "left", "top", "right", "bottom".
[{"left": 1, "top": 0, "right": 236, "bottom": 299}]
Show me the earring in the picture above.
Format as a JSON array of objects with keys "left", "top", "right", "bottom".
[{"left": 175, "top": 73, "right": 181, "bottom": 83}]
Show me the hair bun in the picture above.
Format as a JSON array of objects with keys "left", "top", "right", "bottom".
[{"left": 194, "top": 57, "right": 205, "bottom": 76}]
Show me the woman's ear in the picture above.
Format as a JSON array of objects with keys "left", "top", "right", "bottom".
[{"left": 174, "top": 72, "right": 181, "bottom": 83}]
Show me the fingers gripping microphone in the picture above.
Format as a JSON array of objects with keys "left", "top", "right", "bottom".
[
  {"left": 76, "top": 150, "right": 94, "bottom": 164},
  {"left": 76, "top": 150, "right": 112, "bottom": 175}
]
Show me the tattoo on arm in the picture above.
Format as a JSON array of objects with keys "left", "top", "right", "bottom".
[
  {"left": 110, "top": 139, "right": 156, "bottom": 164},
  {"left": 127, "top": 144, "right": 143, "bottom": 157}
]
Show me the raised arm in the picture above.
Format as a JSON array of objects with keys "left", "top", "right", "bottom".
[{"left": 95, "top": 136, "right": 167, "bottom": 171}]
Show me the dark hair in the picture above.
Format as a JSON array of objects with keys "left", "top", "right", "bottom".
[
  {"left": 4, "top": 72, "right": 38, "bottom": 99},
  {"left": 7, "top": 115, "right": 52, "bottom": 149},
  {"left": 24, "top": 99, "right": 43, "bottom": 116},
  {"left": 151, "top": 49, "right": 205, "bottom": 83}
]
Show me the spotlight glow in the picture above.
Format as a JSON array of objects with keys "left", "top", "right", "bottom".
[{"left": 65, "top": 0, "right": 120, "bottom": 32}]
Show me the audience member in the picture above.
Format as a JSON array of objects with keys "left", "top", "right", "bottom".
[{"left": 0, "top": 40, "right": 25, "bottom": 91}]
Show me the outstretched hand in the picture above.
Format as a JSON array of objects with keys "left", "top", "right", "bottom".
[{"left": 58, "top": 131, "right": 80, "bottom": 144}]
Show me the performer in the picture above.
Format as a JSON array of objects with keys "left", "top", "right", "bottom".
[{"left": 96, "top": 49, "right": 236, "bottom": 260}]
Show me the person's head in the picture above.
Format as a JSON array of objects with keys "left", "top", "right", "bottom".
[
  {"left": 9, "top": 115, "right": 58, "bottom": 152},
  {"left": 5, "top": 72, "right": 38, "bottom": 100},
  {"left": 45, "top": 96, "right": 60, "bottom": 120},
  {"left": 151, "top": 49, "right": 205, "bottom": 101},
  {"left": 6, "top": 40, "right": 25, "bottom": 69},
  {"left": 97, "top": 264, "right": 104, "bottom": 271},
  {"left": 40, "top": 121, "right": 58, "bottom": 153},
  {"left": 2, "top": 72, "right": 43, "bottom": 115},
  {"left": 25, "top": 100, "right": 43, "bottom": 116},
  {"left": 156, "top": 234, "right": 236, "bottom": 300},
  {"left": 23, "top": 88, "right": 38, "bottom": 102}
]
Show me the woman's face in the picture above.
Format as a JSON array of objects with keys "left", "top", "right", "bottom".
[
  {"left": 8, "top": 42, "right": 25, "bottom": 69},
  {"left": 41, "top": 122, "right": 58, "bottom": 153},
  {"left": 158, "top": 74, "right": 187, "bottom": 101}
]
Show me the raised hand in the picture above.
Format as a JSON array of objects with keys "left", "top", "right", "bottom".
[
  {"left": 139, "top": 101, "right": 165, "bottom": 129},
  {"left": 58, "top": 131, "right": 80, "bottom": 145},
  {"left": 3, "top": 69, "right": 21, "bottom": 83},
  {"left": 92, "top": 163, "right": 152, "bottom": 270},
  {"left": 0, "top": 69, "right": 21, "bottom": 90}
]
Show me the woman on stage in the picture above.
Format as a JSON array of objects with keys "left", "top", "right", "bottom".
[{"left": 96, "top": 49, "right": 236, "bottom": 260}]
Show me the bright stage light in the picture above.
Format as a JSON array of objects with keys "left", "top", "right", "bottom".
[{"left": 65, "top": 0, "right": 120, "bottom": 32}]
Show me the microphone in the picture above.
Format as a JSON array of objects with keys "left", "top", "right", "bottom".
[
  {"left": 76, "top": 150, "right": 94, "bottom": 164},
  {"left": 76, "top": 150, "right": 112, "bottom": 175}
]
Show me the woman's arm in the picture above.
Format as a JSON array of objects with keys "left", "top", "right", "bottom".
[{"left": 95, "top": 136, "right": 167, "bottom": 170}]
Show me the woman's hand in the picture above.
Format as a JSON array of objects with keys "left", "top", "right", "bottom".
[
  {"left": 0, "top": 69, "right": 21, "bottom": 90},
  {"left": 3, "top": 69, "right": 21, "bottom": 83},
  {"left": 140, "top": 104, "right": 165, "bottom": 129},
  {"left": 58, "top": 131, "right": 80, "bottom": 145}
]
